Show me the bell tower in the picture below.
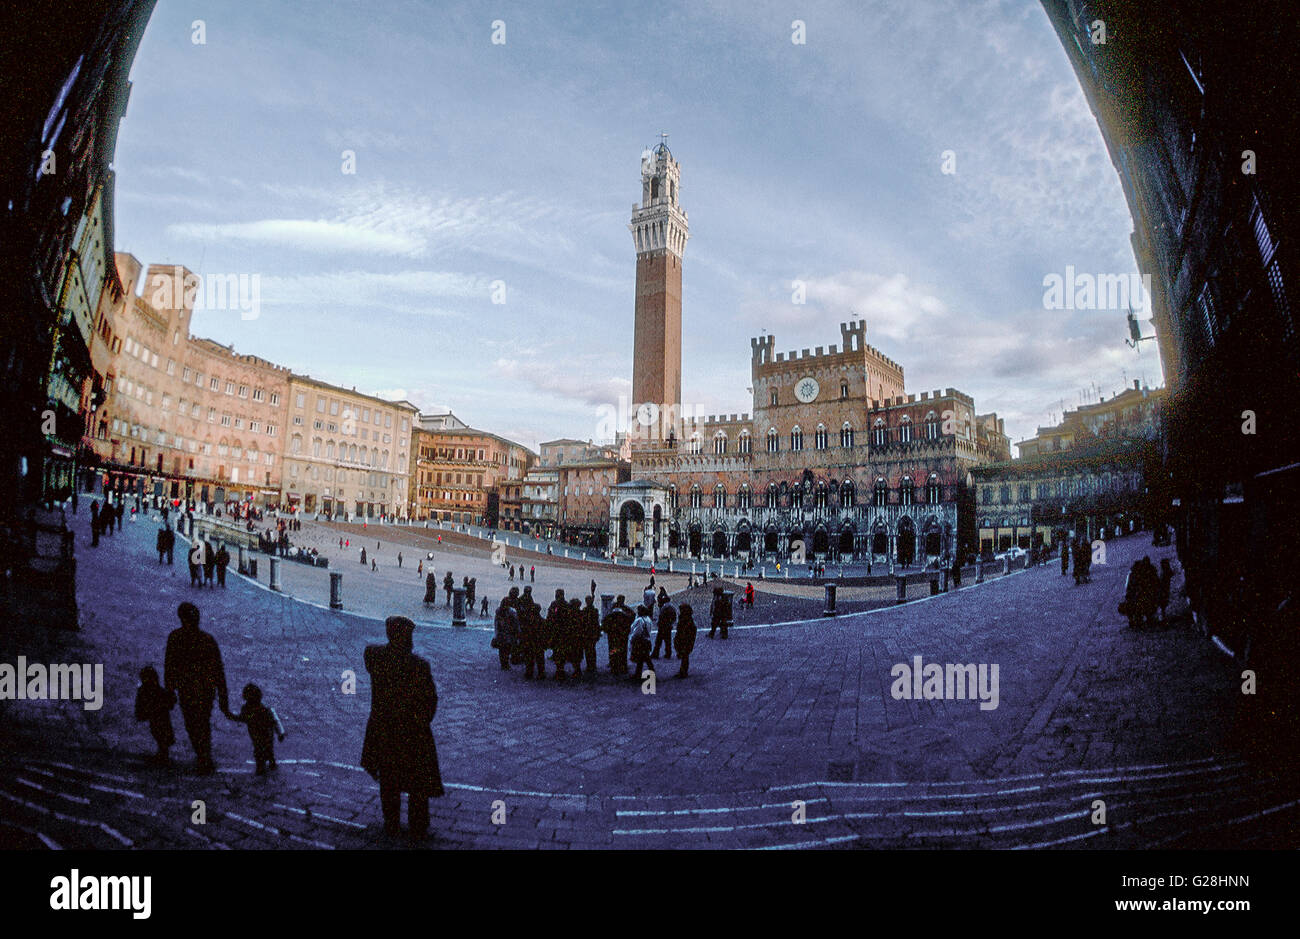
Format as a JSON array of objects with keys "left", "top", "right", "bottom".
[{"left": 629, "top": 137, "right": 689, "bottom": 426}]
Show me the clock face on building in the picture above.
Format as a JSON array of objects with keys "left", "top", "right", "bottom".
[{"left": 794, "top": 376, "right": 820, "bottom": 403}]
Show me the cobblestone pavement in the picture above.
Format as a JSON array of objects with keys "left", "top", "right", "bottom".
[{"left": 1, "top": 501, "right": 1296, "bottom": 849}]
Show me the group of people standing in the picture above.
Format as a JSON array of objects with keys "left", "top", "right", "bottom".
[
  {"left": 1061, "top": 537, "right": 1094, "bottom": 584},
  {"left": 491, "top": 581, "right": 700, "bottom": 681},
  {"left": 1120, "top": 556, "right": 1176, "bottom": 628}
]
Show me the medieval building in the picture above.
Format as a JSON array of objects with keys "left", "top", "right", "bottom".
[{"left": 611, "top": 143, "right": 1010, "bottom": 565}]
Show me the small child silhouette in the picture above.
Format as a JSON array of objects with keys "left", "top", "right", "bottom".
[
  {"left": 134, "top": 665, "right": 175, "bottom": 765},
  {"left": 228, "top": 683, "right": 285, "bottom": 775}
]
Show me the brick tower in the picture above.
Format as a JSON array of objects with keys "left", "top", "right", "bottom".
[{"left": 629, "top": 138, "right": 689, "bottom": 430}]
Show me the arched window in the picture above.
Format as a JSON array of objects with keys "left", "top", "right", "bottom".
[
  {"left": 874, "top": 478, "right": 889, "bottom": 507},
  {"left": 325, "top": 441, "right": 335, "bottom": 459},
  {"left": 715, "top": 485, "right": 726, "bottom": 508},
  {"left": 840, "top": 422, "right": 855, "bottom": 448},
  {"left": 713, "top": 432, "right": 727, "bottom": 455},
  {"left": 840, "top": 381, "right": 849, "bottom": 399},
  {"left": 770, "top": 388, "right": 778, "bottom": 406},
  {"left": 791, "top": 426, "right": 804, "bottom": 451},
  {"left": 840, "top": 480, "right": 856, "bottom": 507},
  {"left": 690, "top": 485, "right": 702, "bottom": 509},
  {"left": 291, "top": 434, "right": 303, "bottom": 454},
  {"left": 925, "top": 474, "right": 941, "bottom": 504},
  {"left": 899, "top": 417, "right": 913, "bottom": 444},
  {"left": 814, "top": 424, "right": 828, "bottom": 450},
  {"left": 738, "top": 486, "right": 751, "bottom": 510},
  {"left": 669, "top": 485, "right": 678, "bottom": 510},
  {"left": 312, "top": 438, "right": 322, "bottom": 458},
  {"left": 689, "top": 433, "right": 702, "bottom": 455},
  {"left": 814, "top": 484, "right": 828, "bottom": 509},
  {"left": 738, "top": 431, "right": 752, "bottom": 455},
  {"left": 900, "top": 476, "right": 916, "bottom": 506},
  {"left": 767, "top": 428, "right": 779, "bottom": 453},
  {"left": 872, "top": 419, "right": 888, "bottom": 448},
  {"left": 791, "top": 485, "right": 804, "bottom": 509},
  {"left": 924, "top": 411, "right": 941, "bottom": 440},
  {"left": 766, "top": 484, "right": 779, "bottom": 508}
]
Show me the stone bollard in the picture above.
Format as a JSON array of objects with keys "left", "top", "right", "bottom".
[
  {"left": 1002, "top": 556, "right": 1010, "bottom": 576},
  {"left": 823, "top": 583, "right": 837, "bottom": 617},
  {"left": 896, "top": 575, "right": 907, "bottom": 604},
  {"left": 238, "top": 543, "right": 249, "bottom": 575},
  {"left": 976, "top": 557, "right": 984, "bottom": 583},
  {"left": 424, "top": 573, "right": 438, "bottom": 604},
  {"left": 269, "top": 556, "right": 282, "bottom": 592},
  {"left": 452, "top": 587, "right": 467, "bottom": 627},
  {"left": 329, "top": 571, "right": 343, "bottom": 609},
  {"left": 600, "top": 594, "right": 614, "bottom": 619}
]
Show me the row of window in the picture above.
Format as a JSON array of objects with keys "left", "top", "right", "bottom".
[
  {"left": 299, "top": 393, "right": 409, "bottom": 435},
  {"left": 289, "top": 436, "right": 395, "bottom": 469},
  {"left": 286, "top": 463, "right": 390, "bottom": 488},
  {"left": 685, "top": 418, "right": 948, "bottom": 455},
  {"left": 978, "top": 474, "right": 1141, "bottom": 504},
  {"left": 667, "top": 477, "right": 943, "bottom": 509}
]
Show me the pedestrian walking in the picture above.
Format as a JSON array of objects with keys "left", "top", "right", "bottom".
[
  {"left": 202, "top": 540, "right": 216, "bottom": 587},
  {"left": 581, "top": 595, "right": 601, "bottom": 676},
  {"left": 226, "top": 683, "right": 285, "bottom": 775},
  {"left": 362, "top": 616, "right": 444, "bottom": 841},
  {"left": 398, "top": 552, "right": 403, "bottom": 568},
  {"left": 529, "top": 565, "right": 535, "bottom": 583},
  {"left": 675, "top": 604, "right": 697, "bottom": 678},
  {"left": 188, "top": 540, "right": 203, "bottom": 586},
  {"left": 134, "top": 664, "right": 175, "bottom": 765},
  {"left": 443, "top": 571, "right": 454, "bottom": 606},
  {"left": 156, "top": 526, "right": 169, "bottom": 564},
  {"left": 163, "top": 602, "right": 230, "bottom": 775}
]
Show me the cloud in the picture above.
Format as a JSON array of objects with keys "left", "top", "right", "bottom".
[
  {"left": 495, "top": 357, "right": 631, "bottom": 409},
  {"left": 737, "top": 270, "right": 947, "bottom": 343},
  {"left": 166, "top": 218, "right": 425, "bottom": 256},
  {"left": 257, "top": 269, "right": 490, "bottom": 310}
]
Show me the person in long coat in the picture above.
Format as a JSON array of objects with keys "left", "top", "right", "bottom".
[
  {"left": 675, "top": 603, "right": 698, "bottom": 678},
  {"left": 361, "top": 616, "right": 444, "bottom": 840},
  {"left": 493, "top": 598, "right": 520, "bottom": 670}
]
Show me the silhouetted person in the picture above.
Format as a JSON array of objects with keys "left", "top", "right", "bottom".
[
  {"left": 547, "top": 589, "right": 575, "bottom": 679},
  {"left": 494, "top": 597, "right": 520, "bottom": 670},
  {"left": 604, "top": 596, "right": 632, "bottom": 675},
  {"left": 134, "top": 665, "right": 175, "bottom": 764},
  {"left": 163, "top": 602, "right": 229, "bottom": 775},
  {"left": 653, "top": 598, "right": 676, "bottom": 658},
  {"left": 675, "top": 604, "right": 697, "bottom": 678},
  {"left": 228, "top": 682, "right": 285, "bottom": 775},
  {"left": 362, "top": 616, "right": 444, "bottom": 840},
  {"left": 215, "top": 545, "right": 230, "bottom": 587},
  {"left": 519, "top": 586, "right": 547, "bottom": 679},
  {"left": 156, "top": 527, "right": 168, "bottom": 564},
  {"left": 629, "top": 606, "right": 655, "bottom": 681},
  {"left": 1060, "top": 540, "right": 1070, "bottom": 575},
  {"left": 444, "top": 571, "right": 454, "bottom": 606},
  {"left": 1158, "top": 558, "right": 1175, "bottom": 622},
  {"left": 202, "top": 540, "right": 216, "bottom": 586},
  {"left": 188, "top": 540, "right": 204, "bottom": 586},
  {"left": 581, "top": 595, "right": 601, "bottom": 676}
]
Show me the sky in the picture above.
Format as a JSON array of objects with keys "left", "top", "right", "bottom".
[{"left": 112, "top": 0, "right": 1163, "bottom": 451}]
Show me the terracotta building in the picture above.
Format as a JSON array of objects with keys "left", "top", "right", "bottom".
[{"left": 410, "top": 415, "right": 533, "bottom": 525}]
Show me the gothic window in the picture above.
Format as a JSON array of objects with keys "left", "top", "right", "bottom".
[
  {"left": 715, "top": 485, "right": 726, "bottom": 508},
  {"left": 690, "top": 486, "right": 702, "bottom": 509},
  {"left": 791, "top": 487, "right": 804, "bottom": 509},
  {"left": 814, "top": 485, "right": 828, "bottom": 509},
  {"left": 840, "top": 381, "right": 849, "bottom": 399},
  {"left": 714, "top": 433, "right": 727, "bottom": 455},
  {"left": 814, "top": 425, "right": 828, "bottom": 450},
  {"left": 900, "top": 476, "right": 916, "bottom": 506},
  {"left": 874, "top": 478, "right": 888, "bottom": 507},
  {"left": 999, "top": 484, "right": 1011, "bottom": 504},
  {"left": 669, "top": 485, "right": 678, "bottom": 510},
  {"left": 840, "top": 423, "right": 855, "bottom": 448},
  {"left": 840, "top": 480, "right": 855, "bottom": 507},
  {"left": 766, "top": 484, "right": 779, "bottom": 508},
  {"left": 872, "top": 419, "right": 888, "bottom": 448},
  {"left": 1019, "top": 484, "right": 1031, "bottom": 501},
  {"left": 926, "top": 474, "right": 941, "bottom": 504},
  {"left": 739, "top": 432, "right": 752, "bottom": 454},
  {"left": 899, "top": 418, "right": 913, "bottom": 444},
  {"left": 924, "top": 412, "right": 941, "bottom": 440},
  {"left": 689, "top": 433, "right": 702, "bottom": 455},
  {"left": 791, "top": 427, "right": 803, "bottom": 451},
  {"left": 738, "top": 486, "right": 751, "bottom": 510},
  {"left": 767, "top": 428, "right": 779, "bottom": 453}
]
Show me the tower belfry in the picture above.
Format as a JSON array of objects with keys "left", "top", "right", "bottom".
[{"left": 629, "top": 140, "right": 689, "bottom": 427}]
